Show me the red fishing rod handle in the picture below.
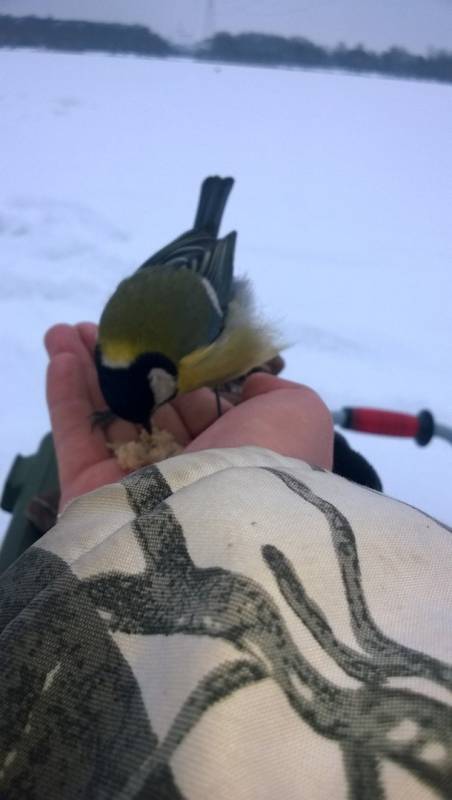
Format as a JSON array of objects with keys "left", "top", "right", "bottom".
[{"left": 339, "top": 408, "right": 435, "bottom": 446}]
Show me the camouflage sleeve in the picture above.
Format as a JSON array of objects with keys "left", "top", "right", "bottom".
[{"left": 1, "top": 446, "right": 451, "bottom": 800}]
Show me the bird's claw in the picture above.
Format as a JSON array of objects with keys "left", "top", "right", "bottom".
[{"left": 90, "top": 409, "right": 118, "bottom": 431}]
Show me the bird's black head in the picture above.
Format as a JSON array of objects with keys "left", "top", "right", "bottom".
[{"left": 95, "top": 346, "right": 178, "bottom": 428}]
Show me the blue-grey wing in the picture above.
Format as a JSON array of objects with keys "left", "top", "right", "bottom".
[
  {"left": 138, "top": 230, "right": 236, "bottom": 314},
  {"left": 138, "top": 229, "right": 214, "bottom": 270},
  {"left": 137, "top": 175, "right": 236, "bottom": 312}
]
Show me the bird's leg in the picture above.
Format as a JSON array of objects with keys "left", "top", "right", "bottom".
[{"left": 214, "top": 388, "right": 222, "bottom": 418}]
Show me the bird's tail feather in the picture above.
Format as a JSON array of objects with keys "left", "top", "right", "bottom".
[{"left": 194, "top": 176, "right": 234, "bottom": 237}]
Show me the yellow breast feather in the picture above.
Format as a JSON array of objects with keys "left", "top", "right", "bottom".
[{"left": 99, "top": 339, "right": 141, "bottom": 367}]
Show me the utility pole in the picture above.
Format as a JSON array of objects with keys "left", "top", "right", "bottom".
[{"left": 203, "top": 0, "right": 216, "bottom": 40}]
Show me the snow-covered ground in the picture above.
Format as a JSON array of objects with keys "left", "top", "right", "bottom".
[{"left": 1, "top": 48, "right": 451, "bottom": 541}]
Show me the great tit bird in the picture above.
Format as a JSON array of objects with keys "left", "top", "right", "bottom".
[{"left": 95, "top": 176, "right": 280, "bottom": 429}]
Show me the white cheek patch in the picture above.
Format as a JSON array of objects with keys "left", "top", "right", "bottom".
[{"left": 148, "top": 368, "right": 177, "bottom": 407}]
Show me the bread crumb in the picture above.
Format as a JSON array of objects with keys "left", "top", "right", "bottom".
[{"left": 110, "top": 428, "right": 183, "bottom": 472}]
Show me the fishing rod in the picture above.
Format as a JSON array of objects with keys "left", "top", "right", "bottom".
[{"left": 332, "top": 408, "right": 452, "bottom": 447}]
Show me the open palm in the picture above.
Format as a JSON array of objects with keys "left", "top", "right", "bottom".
[{"left": 45, "top": 323, "right": 333, "bottom": 510}]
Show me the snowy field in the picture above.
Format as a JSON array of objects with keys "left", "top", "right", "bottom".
[{"left": 1, "top": 48, "right": 451, "bottom": 541}]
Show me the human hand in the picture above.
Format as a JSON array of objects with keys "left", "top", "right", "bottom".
[
  {"left": 45, "top": 323, "right": 333, "bottom": 509},
  {"left": 45, "top": 322, "right": 233, "bottom": 510}
]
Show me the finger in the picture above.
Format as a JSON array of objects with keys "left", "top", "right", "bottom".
[
  {"left": 44, "top": 323, "right": 78, "bottom": 358},
  {"left": 171, "top": 388, "right": 232, "bottom": 437},
  {"left": 45, "top": 323, "right": 104, "bottom": 410},
  {"left": 45, "top": 323, "right": 135, "bottom": 444},
  {"left": 152, "top": 402, "right": 191, "bottom": 446},
  {"left": 75, "top": 321, "right": 98, "bottom": 355},
  {"left": 45, "top": 322, "right": 97, "bottom": 356},
  {"left": 241, "top": 372, "right": 304, "bottom": 400},
  {"left": 186, "top": 380, "right": 334, "bottom": 469},
  {"left": 47, "top": 352, "right": 112, "bottom": 487},
  {"left": 241, "top": 375, "right": 334, "bottom": 466},
  {"left": 152, "top": 390, "right": 231, "bottom": 446}
]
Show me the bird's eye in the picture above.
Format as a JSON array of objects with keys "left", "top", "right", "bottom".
[{"left": 148, "top": 367, "right": 177, "bottom": 407}]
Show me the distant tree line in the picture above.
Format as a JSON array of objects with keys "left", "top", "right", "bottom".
[
  {"left": 1, "top": 14, "right": 452, "bottom": 86},
  {"left": 196, "top": 32, "right": 452, "bottom": 85},
  {"left": 0, "top": 14, "right": 173, "bottom": 57}
]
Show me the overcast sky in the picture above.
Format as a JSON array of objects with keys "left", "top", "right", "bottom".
[{"left": 2, "top": 0, "right": 452, "bottom": 53}]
